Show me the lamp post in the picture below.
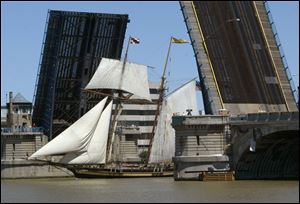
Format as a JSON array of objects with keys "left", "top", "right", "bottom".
[{"left": 203, "top": 18, "right": 240, "bottom": 43}]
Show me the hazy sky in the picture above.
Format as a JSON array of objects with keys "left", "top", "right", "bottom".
[{"left": 1, "top": 1, "right": 299, "bottom": 110}]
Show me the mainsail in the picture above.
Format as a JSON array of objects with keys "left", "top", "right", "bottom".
[
  {"left": 149, "top": 79, "right": 198, "bottom": 163},
  {"left": 85, "top": 58, "right": 151, "bottom": 101},
  {"left": 29, "top": 97, "right": 112, "bottom": 164}
]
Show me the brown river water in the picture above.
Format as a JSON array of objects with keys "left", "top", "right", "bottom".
[{"left": 1, "top": 177, "right": 299, "bottom": 203}]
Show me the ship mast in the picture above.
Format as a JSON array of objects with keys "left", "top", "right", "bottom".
[
  {"left": 145, "top": 37, "right": 173, "bottom": 165},
  {"left": 145, "top": 36, "right": 189, "bottom": 165},
  {"left": 106, "top": 36, "right": 134, "bottom": 163}
]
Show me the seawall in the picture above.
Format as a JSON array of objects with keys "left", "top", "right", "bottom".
[{"left": 1, "top": 159, "right": 73, "bottom": 179}]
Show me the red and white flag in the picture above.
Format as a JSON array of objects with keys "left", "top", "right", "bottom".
[{"left": 130, "top": 37, "right": 140, "bottom": 44}]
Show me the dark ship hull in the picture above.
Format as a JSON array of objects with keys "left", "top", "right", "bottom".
[{"left": 68, "top": 166, "right": 173, "bottom": 178}]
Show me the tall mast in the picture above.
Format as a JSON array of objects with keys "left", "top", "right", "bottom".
[
  {"left": 145, "top": 36, "right": 173, "bottom": 165},
  {"left": 106, "top": 36, "right": 132, "bottom": 163},
  {"left": 145, "top": 36, "right": 189, "bottom": 164}
]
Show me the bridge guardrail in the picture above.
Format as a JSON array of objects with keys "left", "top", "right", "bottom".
[
  {"left": 263, "top": 1, "right": 298, "bottom": 104},
  {"left": 291, "top": 112, "right": 299, "bottom": 120},
  {"left": 279, "top": 112, "right": 291, "bottom": 121},
  {"left": 257, "top": 113, "right": 269, "bottom": 122},
  {"left": 268, "top": 112, "right": 280, "bottom": 121},
  {"left": 229, "top": 112, "right": 299, "bottom": 123}
]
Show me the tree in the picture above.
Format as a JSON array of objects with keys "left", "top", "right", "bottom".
[{"left": 139, "top": 151, "right": 148, "bottom": 164}]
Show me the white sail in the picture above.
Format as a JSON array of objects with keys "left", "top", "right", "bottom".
[
  {"left": 85, "top": 58, "right": 151, "bottom": 101},
  {"left": 60, "top": 100, "right": 113, "bottom": 164},
  {"left": 166, "top": 79, "right": 198, "bottom": 116},
  {"left": 148, "top": 100, "right": 169, "bottom": 163},
  {"left": 149, "top": 79, "right": 198, "bottom": 163},
  {"left": 28, "top": 97, "right": 108, "bottom": 159}
]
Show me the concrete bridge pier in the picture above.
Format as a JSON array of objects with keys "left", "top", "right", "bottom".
[
  {"left": 172, "top": 112, "right": 299, "bottom": 180},
  {"left": 172, "top": 115, "right": 231, "bottom": 180}
]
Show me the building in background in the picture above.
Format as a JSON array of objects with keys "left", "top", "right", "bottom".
[
  {"left": 0, "top": 92, "right": 65, "bottom": 179},
  {"left": 113, "top": 79, "right": 199, "bottom": 163},
  {"left": 1, "top": 106, "right": 8, "bottom": 128},
  {"left": 32, "top": 10, "right": 129, "bottom": 139},
  {"left": 1, "top": 92, "right": 47, "bottom": 161},
  {"left": 114, "top": 81, "right": 160, "bottom": 162},
  {"left": 3, "top": 92, "right": 32, "bottom": 129}
]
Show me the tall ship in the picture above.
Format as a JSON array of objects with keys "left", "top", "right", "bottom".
[{"left": 29, "top": 37, "right": 198, "bottom": 178}]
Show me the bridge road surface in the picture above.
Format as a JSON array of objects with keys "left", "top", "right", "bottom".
[{"left": 193, "top": 1, "right": 287, "bottom": 111}]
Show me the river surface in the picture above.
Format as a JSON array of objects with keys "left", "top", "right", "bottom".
[{"left": 1, "top": 177, "right": 299, "bottom": 203}]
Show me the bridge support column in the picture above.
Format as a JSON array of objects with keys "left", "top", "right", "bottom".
[{"left": 172, "top": 115, "right": 231, "bottom": 180}]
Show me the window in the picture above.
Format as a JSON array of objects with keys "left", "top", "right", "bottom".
[
  {"left": 149, "top": 89, "right": 159, "bottom": 94},
  {"left": 196, "top": 135, "right": 200, "bottom": 146}
]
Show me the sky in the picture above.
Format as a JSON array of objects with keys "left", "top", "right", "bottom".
[{"left": 1, "top": 1, "right": 299, "bottom": 111}]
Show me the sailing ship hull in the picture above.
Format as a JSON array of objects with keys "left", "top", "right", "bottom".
[{"left": 68, "top": 167, "right": 173, "bottom": 178}]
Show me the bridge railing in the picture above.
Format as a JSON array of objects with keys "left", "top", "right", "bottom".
[
  {"left": 179, "top": 2, "right": 220, "bottom": 115},
  {"left": 263, "top": 1, "right": 298, "bottom": 105},
  {"left": 229, "top": 112, "right": 299, "bottom": 123}
]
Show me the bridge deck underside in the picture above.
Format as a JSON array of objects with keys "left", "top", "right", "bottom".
[{"left": 235, "top": 130, "right": 299, "bottom": 180}]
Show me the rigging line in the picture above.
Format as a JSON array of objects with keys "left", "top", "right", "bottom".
[
  {"left": 146, "top": 36, "right": 173, "bottom": 165},
  {"left": 167, "top": 78, "right": 198, "bottom": 82}
]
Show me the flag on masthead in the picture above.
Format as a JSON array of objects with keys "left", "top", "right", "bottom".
[{"left": 130, "top": 37, "right": 140, "bottom": 44}]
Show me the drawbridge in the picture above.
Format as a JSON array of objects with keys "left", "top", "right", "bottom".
[
  {"left": 180, "top": 1, "right": 298, "bottom": 115},
  {"left": 173, "top": 1, "right": 299, "bottom": 180}
]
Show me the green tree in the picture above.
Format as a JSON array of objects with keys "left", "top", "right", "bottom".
[{"left": 139, "top": 151, "right": 148, "bottom": 164}]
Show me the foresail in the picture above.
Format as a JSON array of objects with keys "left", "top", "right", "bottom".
[
  {"left": 85, "top": 58, "right": 151, "bottom": 101},
  {"left": 148, "top": 100, "right": 169, "bottom": 163},
  {"left": 28, "top": 97, "right": 108, "bottom": 159},
  {"left": 60, "top": 100, "right": 113, "bottom": 164},
  {"left": 149, "top": 79, "right": 198, "bottom": 163},
  {"left": 87, "top": 100, "right": 113, "bottom": 163},
  {"left": 166, "top": 79, "right": 198, "bottom": 116}
]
